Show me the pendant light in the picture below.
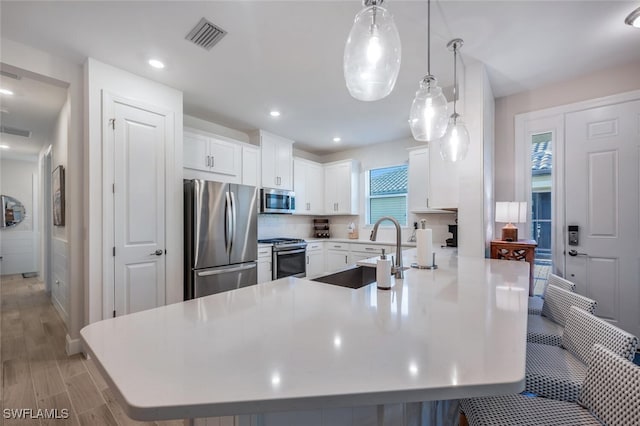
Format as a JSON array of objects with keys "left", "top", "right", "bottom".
[
  {"left": 440, "top": 38, "right": 470, "bottom": 163},
  {"left": 344, "top": 0, "right": 402, "bottom": 102},
  {"left": 409, "top": 0, "right": 448, "bottom": 141}
]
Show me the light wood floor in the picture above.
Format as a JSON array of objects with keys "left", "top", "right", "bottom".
[{"left": 0, "top": 274, "right": 187, "bottom": 426}]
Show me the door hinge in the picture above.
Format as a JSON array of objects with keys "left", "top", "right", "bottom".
[
  {"left": 113, "top": 310, "right": 116, "bottom": 318},
  {"left": 109, "top": 118, "right": 116, "bottom": 130},
  {"left": 112, "top": 247, "right": 116, "bottom": 257},
  {"left": 112, "top": 183, "right": 115, "bottom": 193}
]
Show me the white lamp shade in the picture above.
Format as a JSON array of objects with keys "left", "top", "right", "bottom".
[
  {"left": 344, "top": 5, "right": 402, "bottom": 102},
  {"left": 495, "top": 202, "right": 527, "bottom": 224}
]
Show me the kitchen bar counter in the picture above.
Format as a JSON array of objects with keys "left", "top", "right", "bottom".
[{"left": 80, "top": 248, "right": 529, "bottom": 421}]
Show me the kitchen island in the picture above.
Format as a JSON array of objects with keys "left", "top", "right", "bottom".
[{"left": 80, "top": 248, "right": 529, "bottom": 423}]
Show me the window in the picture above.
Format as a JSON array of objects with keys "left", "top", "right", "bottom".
[
  {"left": 367, "top": 164, "right": 408, "bottom": 226},
  {"left": 530, "top": 132, "right": 552, "bottom": 261}
]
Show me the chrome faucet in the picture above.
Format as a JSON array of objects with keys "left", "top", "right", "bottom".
[{"left": 370, "top": 216, "right": 404, "bottom": 279}]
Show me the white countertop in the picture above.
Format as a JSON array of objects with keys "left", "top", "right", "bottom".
[{"left": 80, "top": 248, "right": 529, "bottom": 421}]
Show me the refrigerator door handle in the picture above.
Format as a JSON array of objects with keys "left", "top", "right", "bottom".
[
  {"left": 225, "top": 191, "right": 232, "bottom": 256},
  {"left": 230, "top": 190, "right": 237, "bottom": 255},
  {"left": 196, "top": 262, "right": 257, "bottom": 277}
]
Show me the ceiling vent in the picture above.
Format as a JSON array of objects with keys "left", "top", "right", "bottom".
[
  {"left": 186, "top": 18, "right": 227, "bottom": 51},
  {"left": 0, "top": 70, "right": 21, "bottom": 80},
  {"left": 0, "top": 125, "right": 31, "bottom": 138}
]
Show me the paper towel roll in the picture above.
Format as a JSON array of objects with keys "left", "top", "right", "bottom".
[
  {"left": 416, "top": 228, "right": 433, "bottom": 267},
  {"left": 376, "top": 258, "right": 392, "bottom": 289}
]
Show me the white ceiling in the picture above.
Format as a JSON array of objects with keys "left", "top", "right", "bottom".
[
  {"left": 0, "top": 66, "right": 68, "bottom": 160},
  {"left": 1, "top": 1, "right": 638, "bottom": 155}
]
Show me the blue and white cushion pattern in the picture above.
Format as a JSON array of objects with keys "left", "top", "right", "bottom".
[
  {"left": 527, "top": 296, "right": 544, "bottom": 315},
  {"left": 459, "top": 394, "right": 601, "bottom": 426},
  {"left": 460, "top": 344, "right": 639, "bottom": 426},
  {"left": 525, "top": 342, "right": 587, "bottom": 402},
  {"left": 562, "top": 306, "right": 638, "bottom": 364},
  {"left": 540, "top": 285, "right": 596, "bottom": 327},
  {"left": 580, "top": 344, "right": 640, "bottom": 426},
  {"left": 547, "top": 273, "right": 576, "bottom": 292},
  {"left": 526, "top": 314, "right": 564, "bottom": 346}
]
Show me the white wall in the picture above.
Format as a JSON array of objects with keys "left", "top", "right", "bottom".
[
  {"left": 1, "top": 38, "right": 83, "bottom": 353},
  {"left": 495, "top": 60, "right": 640, "bottom": 201},
  {"left": 456, "top": 61, "right": 494, "bottom": 258},
  {"left": 185, "top": 114, "right": 251, "bottom": 144},
  {"left": 0, "top": 158, "right": 39, "bottom": 274},
  {"left": 85, "top": 58, "right": 183, "bottom": 324}
]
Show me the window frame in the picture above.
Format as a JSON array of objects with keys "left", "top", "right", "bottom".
[{"left": 365, "top": 164, "right": 409, "bottom": 226}]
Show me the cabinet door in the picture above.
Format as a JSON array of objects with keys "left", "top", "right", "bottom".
[
  {"left": 306, "top": 250, "right": 324, "bottom": 278},
  {"left": 429, "top": 147, "right": 459, "bottom": 209},
  {"left": 276, "top": 141, "right": 293, "bottom": 190},
  {"left": 293, "top": 159, "right": 308, "bottom": 214},
  {"left": 307, "top": 163, "right": 324, "bottom": 214},
  {"left": 242, "top": 145, "right": 260, "bottom": 187},
  {"left": 333, "top": 162, "right": 351, "bottom": 214},
  {"left": 324, "top": 168, "right": 337, "bottom": 213},
  {"left": 184, "top": 131, "right": 210, "bottom": 172},
  {"left": 408, "top": 148, "right": 430, "bottom": 211},
  {"left": 209, "top": 137, "right": 241, "bottom": 177},
  {"left": 326, "top": 250, "right": 350, "bottom": 272},
  {"left": 261, "top": 137, "right": 278, "bottom": 188},
  {"left": 257, "top": 258, "right": 272, "bottom": 284}
]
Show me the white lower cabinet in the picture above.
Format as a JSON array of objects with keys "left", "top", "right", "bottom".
[
  {"left": 306, "top": 242, "right": 325, "bottom": 278},
  {"left": 257, "top": 245, "right": 272, "bottom": 284},
  {"left": 326, "top": 242, "right": 350, "bottom": 272}
]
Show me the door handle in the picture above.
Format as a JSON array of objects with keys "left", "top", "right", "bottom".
[
  {"left": 149, "top": 249, "right": 163, "bottom": 256},
  {"left": 568, "top": 249, "right": 588, "bottom": 257}
]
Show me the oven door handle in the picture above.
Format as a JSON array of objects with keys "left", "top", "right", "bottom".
[{"left": 275, "top": 248, "right": 306, "bottom": 256}]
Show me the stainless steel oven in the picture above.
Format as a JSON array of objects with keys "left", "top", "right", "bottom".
[{"left": 258, "top": 238, "right": 307, "bottom": 279}]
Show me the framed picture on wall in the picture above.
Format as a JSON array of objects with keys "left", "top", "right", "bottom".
[{"left": 53, "top": 165, "right": 65, "bottom": 226}]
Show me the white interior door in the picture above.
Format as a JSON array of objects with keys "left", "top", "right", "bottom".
[
  {"left": 113, "top": 100, "right": 166, "bottom": 316},
  {"left": 565, "top": 99, "right": 640, "bottom": 337}
]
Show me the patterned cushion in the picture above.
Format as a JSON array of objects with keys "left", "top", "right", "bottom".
[
  {"left": 580, "top": 344, "right": 640, "bottom": 426},
  {"left": 525, "top": 342, "right": 587, "bottom": 402},
  {"left": 460, "top": 394, "right": 601, "bottom": 426},
  {"left": 527, "top": 296, "right": 543, "bottom": 315},
  {"left": 526, "top": 314, "right": 563, "bottom": 346},
  {"left": 562, "top": 306, "right": 639, "bottom": 364},
  {"left": 541, "top": 285, "right": 597, "bottom": 327},
  {"left": 460, "top": 344, "right": 639, "bottom": 426},
  {"left": 547, "top": 273, "right": 576, "bottom": 292}
]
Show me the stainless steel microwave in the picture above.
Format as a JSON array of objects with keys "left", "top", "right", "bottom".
[{"left": 260, "top": 188, "right": 295, "bottom": 214}]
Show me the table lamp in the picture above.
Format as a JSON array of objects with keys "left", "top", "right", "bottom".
[{"left": 495, "top": 201, "right": 527, "bottom": 242}]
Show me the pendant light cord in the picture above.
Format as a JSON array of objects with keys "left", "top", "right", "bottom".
[
  {"left": 452, "top": 42, "right": 458, "bottom": 116},
  {"left": 427, "top": 0, "right": 431, "bottom": 74}
]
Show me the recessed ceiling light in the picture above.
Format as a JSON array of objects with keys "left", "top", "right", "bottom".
[
  {"left": 333, "top": 137, "right": 341, "bottom": 143},
  {"left": 0, "top": 88, "right": 14, "bottom": 96},
  {"left": 269, "top": 110, "right": 281, "bottom": 117},
  {"left": 626, "top": 7, "right": 640, "bottom": 27},
  {"left": 0, "top": 144, "right": 10, "bottom": 150},
  {"left": 148, "top": 59, "right": 165, "bottom": 69}
]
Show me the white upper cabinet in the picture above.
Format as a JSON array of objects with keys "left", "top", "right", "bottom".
[
  {"left": 184, "top": 129, "right": 241, "bottom": 178},
  {"left": 294, "top": 158, "right": 324, "bottom": 215},
  {"left": 242, "top": 145, "right": 261, "bottom": 187},
  {"left": 324, "top": 160, "right": 359, "bottom": 215},
  {"left": 251, "top": 130, "right": 293, "bottom": 190},
  {"left": 408, "top": 147, "right": 458, "bottom": 212}
]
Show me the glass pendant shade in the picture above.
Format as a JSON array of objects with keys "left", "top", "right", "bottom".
[
  {"left": 440, "top": 114, "right": 470, "bottom": 163},
  {"left": 344, "top": 5, "right": 402, "bottom": 101},
  {"left": 409, "top": 76, "right": 449, "bottom": 141}
]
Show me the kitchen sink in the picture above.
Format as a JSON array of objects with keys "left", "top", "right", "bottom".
[{"left": 311, "top": 265, "right": 377, "bottom": 289}]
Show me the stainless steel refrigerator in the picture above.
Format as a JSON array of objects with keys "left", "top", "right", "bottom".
[{"left": 184, "top": 180, "right": 258, "bottom": 300}]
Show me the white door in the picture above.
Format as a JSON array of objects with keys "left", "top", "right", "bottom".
[
  {"left": 565, "top": 99, "right": 640, "bottom": 337},
  {"left": 113, "top": 100, "right": 166, "bottom": 316}
]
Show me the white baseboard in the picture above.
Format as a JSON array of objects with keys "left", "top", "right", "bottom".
[{"left": 66, "top": 334, "right": 82, "bottom": 355}]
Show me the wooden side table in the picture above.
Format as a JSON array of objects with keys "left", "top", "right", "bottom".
[{"left": 490, "top": 239, "right": 538, "bottom": 296}]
